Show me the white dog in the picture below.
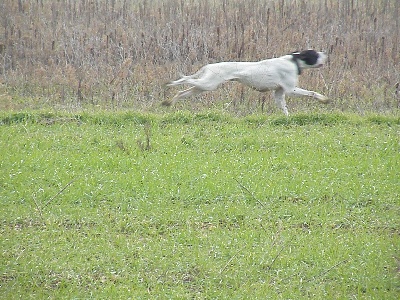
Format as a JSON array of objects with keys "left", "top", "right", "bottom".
[{"left": 163, "top": 49, "right": 328, "bottom": 115}]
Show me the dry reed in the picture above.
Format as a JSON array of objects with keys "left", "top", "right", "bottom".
[{"left": 0, "top": 0, "right": 399, "bottom": 113}]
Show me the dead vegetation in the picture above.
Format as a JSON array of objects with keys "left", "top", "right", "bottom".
[{"left": 0, "top": 0, "right": 399, "bottom": 113}]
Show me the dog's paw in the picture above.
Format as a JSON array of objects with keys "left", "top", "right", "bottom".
[
  {"left": 161, "top": 100, "right": 172, "bottom": 106},
  {"left": 318, "top": 95, "right": 330, "bottom": 104}
]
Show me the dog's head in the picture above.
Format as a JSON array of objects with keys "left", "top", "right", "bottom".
[{"left": 292, "top": 50, "right": 326, "bottom": 70}]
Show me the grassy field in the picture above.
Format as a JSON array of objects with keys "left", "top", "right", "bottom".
[
  {"left": 1, "top": 111, "right": 399, "bottom": 299},
  {"left": 1, "top": 0, "right": 399, "bottom": 298}
]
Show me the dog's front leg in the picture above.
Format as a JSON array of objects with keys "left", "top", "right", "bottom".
[
  {"left": 273, "top": 88, "right": 289, "bottom": 116},
  {"left": 289, "top": 87, "right": 329, "bottom": 103}
]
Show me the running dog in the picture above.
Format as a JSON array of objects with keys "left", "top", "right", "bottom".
[{"left": 163, "top": 49, "right": 328, "bottom": 115}]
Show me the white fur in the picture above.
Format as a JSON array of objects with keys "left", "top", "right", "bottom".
[{"left": 163, "top": 50, "right": 328, "bottom": 115}]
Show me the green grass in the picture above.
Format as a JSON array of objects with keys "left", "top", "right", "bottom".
[{"left": 1, "top": 111, "right": 399, "bottom": 299}]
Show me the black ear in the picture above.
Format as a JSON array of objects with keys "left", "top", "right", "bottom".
[
  {"left": 298, "top": 50, "right": 311, "bottom": 59},
  {"left": 298, "top": 50, "right": 318, "bottom": 65}
]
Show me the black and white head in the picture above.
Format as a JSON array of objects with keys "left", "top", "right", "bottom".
[{"left": 292, "top": 50, "right": 327, "bottom": 71}]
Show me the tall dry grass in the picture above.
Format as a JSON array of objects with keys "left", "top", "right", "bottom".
[{"left": 0, "top": 0, "right": 399, "bottom": 113}]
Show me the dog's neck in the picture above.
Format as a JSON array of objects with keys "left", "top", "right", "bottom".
[{"left": 291, "top": 55, "right": 302, "bottom": 75}]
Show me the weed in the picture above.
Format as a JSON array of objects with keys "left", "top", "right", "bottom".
[
  {"left": 0, "top": 0, "right": 399, "bottom": 113},
  {"left": 137, "top": 122, "right": 152, "bottom": 152}
]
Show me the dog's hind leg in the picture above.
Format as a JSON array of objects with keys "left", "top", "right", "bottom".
[
  {"left": 162, "top": 86, "right": 203, "bottom": 106},
  {"left": 273, "top": 88, "right": 289, "bottom": 116}
]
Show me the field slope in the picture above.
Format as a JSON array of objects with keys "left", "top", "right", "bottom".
[{"left": 1, "top": 112, "right": 399, "bottom": 299}]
